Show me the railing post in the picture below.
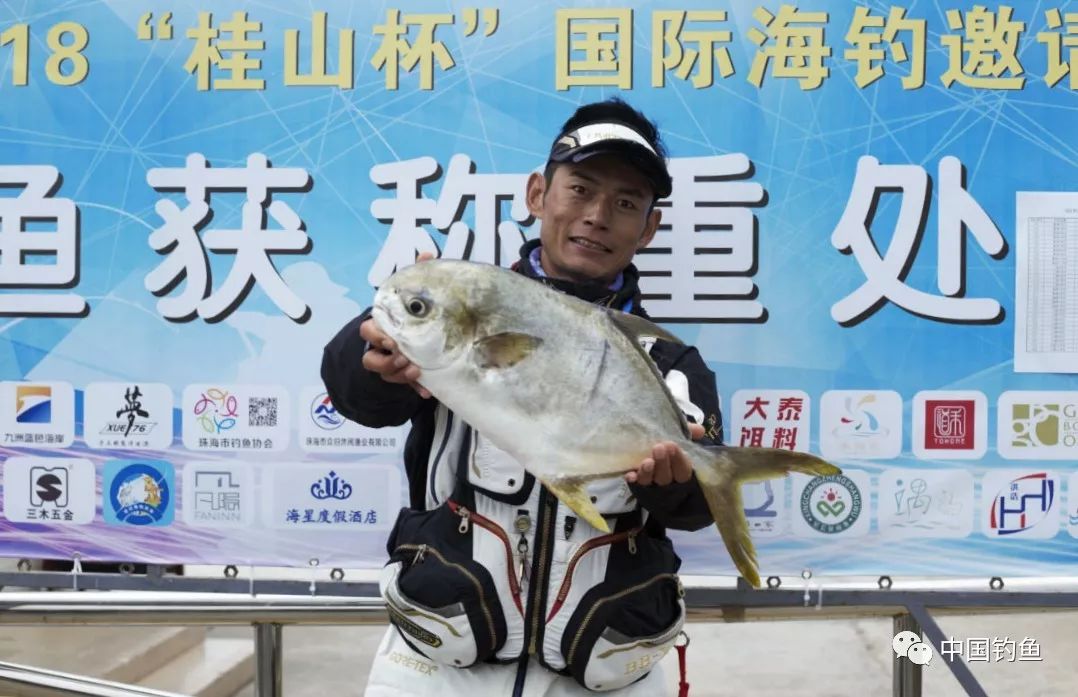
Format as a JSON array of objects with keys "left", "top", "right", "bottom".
[
  {"left": 892, "top": 613, "right": 922, "bottom": 697},
  {"left": 254, "top": 623, "right": 283, "bottom": 697}
]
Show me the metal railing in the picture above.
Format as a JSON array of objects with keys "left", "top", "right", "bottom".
[
  {"left": 0, "top": 660, "right": 187, "bottom": 697},
  {"left": 4, "top": 582, "right": 1078, "bottom": 697}
]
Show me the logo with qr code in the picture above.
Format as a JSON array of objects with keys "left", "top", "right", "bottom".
[{"left": 248, "top": 397, "right": 278, "bottom": 427}]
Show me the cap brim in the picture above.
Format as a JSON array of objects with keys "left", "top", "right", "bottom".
[{"left": 549, "top": 140, "right": 672, "bottom": 199}]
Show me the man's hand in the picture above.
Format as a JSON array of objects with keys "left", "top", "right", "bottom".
[
  {"left": 360, "top": 253, "right": 435, "bottom": 399},
  {"left": 625, "top": 423, "right": 705, "bottom": 486}
]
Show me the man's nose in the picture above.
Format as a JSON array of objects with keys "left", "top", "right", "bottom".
[{"left": 582, "top": 194, "right": 613, "bottom": 229}]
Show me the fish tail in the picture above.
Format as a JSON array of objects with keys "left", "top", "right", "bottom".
[{"left": 693, "top": 446, "right": 840, "bottom": 588}]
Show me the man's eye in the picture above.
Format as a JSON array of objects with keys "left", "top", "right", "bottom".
[
  {"left": 618, "top": 199, "right": 637, "bottom": 210},
  {"left": 570, "top": 185, "right": 587, "bottom": 195}
]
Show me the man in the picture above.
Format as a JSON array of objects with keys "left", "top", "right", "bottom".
[{"left": 322, "top": 98, "right": 723, "bottom": 696}]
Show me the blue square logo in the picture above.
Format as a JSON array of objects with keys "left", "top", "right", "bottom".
[{"left": 103, "top": 459, "right": 174, "bottom": 527}]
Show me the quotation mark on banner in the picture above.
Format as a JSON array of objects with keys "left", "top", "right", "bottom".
[{"left": 137, "top": 12, "right": 174, "bottom": 41}]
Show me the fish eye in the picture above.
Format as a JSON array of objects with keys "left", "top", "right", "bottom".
[{"left": 406, "top": 297, "right": 430, "bottom": 317}]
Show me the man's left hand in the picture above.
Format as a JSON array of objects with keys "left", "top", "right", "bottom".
[{"left": 625, "top": 423, "right": 705, "bottom": 486}]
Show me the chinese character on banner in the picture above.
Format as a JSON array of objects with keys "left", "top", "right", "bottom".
[
  {"left": 652, "top": 10, "right": 734, "bottom": 88},
  {"left": 145, "top": 153, "right": 312, "bottom": 322},
  {"left": 370, "top": 9, "right": 455, "bottom": 90},
  {"left": 284, "top": 11, "right": 354, "bottom": 89},
  {"left": 831, "top": 156, "right": 1005, "bottom": 325},
  {"left": 844, "top": 6, "right": 926, "bottom": 89},
  {"left": 748, "top": 5, "right": 831, "bottom": 89},
  {"left": 635, "top": 155, "right": 766, "bottom": 322},
  {"left": 555, "top": 9, "right": 632, "bottom": 90},
  {"left": 733, "top": 390, "right": 810, "bottom": 451},
  {"left": 432, "top": 155, "right": 531, "bottom": 267},
  {"left": 1037, "top": 9, "right": 1078, "bottom": 88},
  {"left": 0, "top": 166, "right": 86, "bottom": 316},
  {"left": 941, "top": 6, "right": 1025, "bottom": 89},
  {"left": 184, "top": 11, "right": 265, "bottom": 90},
  {"left": 367, "top": 157, "right": 530, "bottom": 287}
]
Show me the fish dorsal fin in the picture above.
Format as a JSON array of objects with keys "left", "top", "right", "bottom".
[
  {"left": 606, "top": 310, "right": 684, "bottom": 346},
  {"left": 604, "top": 311, "right": 691, "bottom": 440},
  {"left": 474, "top": 332, "right": 543, "bottom": 369}
]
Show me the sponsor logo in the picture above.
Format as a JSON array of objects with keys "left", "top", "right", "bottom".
[
  {"left": 989, "top": 473, "right": 1055, "bottom": 536},
  {"left": 310, "top": 392, "right": 344, "bottom": 430},
  {"left": 105, "top": 460, "right": 174, "bottom": 526},
  {"left": 925, "top": 400, "right": 975, "bottom": 450},
  {"left": 16, "top": 385, "right": 52, "bottom": 424},
  {"left": 799, "top": 474, "right": 863, "bottom": 534}
]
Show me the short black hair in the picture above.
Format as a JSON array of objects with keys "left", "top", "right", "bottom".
[{"left": 543, "top": 98, "right": 669, "bottom": 201}]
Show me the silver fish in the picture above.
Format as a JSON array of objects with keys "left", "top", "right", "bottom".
[{"left": 372, "top": 259, "right": 840, "bottom": 587}]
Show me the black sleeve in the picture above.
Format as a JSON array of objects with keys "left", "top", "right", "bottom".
[
  {"left": 630, "top": 345, "right": 724, "bottom": 532},
  {"left": 320, "top": 308, "right": 423, "bottom": 428}
]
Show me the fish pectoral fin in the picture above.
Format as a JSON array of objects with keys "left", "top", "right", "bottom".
[
  {"left": 474, "top": 332, "right": 543, "bottom": 369},
  {"left": 540, "top": 477, "right": 609, "bottom": 534}
]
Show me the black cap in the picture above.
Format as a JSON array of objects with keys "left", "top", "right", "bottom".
[{"left": 547, "top": 121, "right": 673, "bottom": 200}]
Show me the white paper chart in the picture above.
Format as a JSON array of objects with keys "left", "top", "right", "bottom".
[{"left": 1015, "top": 192, "right": 1078, "bottom": 373}]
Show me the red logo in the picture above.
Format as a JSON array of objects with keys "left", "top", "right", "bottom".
[{"left": 924, "top": 400, "right": 974, "bottom": 449}]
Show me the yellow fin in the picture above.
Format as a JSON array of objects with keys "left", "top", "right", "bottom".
[
  {"left": 541, "top": 477, "right": 609, "bottom": 533},
  {"left": 474, "top": 332, "right": 542, "bottom": 369}
]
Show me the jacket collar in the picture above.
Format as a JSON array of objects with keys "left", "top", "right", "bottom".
[{"left": 511, "top": 239, "right": 644, "bottom": 314}]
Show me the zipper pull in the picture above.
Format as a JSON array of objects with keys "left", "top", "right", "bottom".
[
  {"left": 563, "top": 515, "right": 576, "bottom": 540},
  {"left": 627, "top": 529, "right": 638, "bottom": 555},
  {"left": 457, "top": 506, "right": 471, "bottom": 534},
  {"left": 517, "top": 535, "right": 529, "bottom": 586},
  {"left": 412, "top": 544, "right": 427, "bottom": 565}
]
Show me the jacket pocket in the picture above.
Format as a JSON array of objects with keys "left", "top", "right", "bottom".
[
  {"left": 382, "top": 505, "right": 509, "bottom": 667},
  {"left": 561, "top": 562, "right": 685, "bottom": 691}
]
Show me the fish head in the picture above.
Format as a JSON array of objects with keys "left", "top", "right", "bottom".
[{"left": 372, "top": 260, "right": 483, "bottom": 371}]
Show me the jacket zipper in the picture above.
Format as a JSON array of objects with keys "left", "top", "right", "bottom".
[
  {"left": 545, "top": 527, "right": 640, "bottom": 623},
  {"left": 526, "top": 490, "right": 557, "bottom": 655},
  {"left": 448, "top": 499, "right": 524, "bottom": 615},
  {"left": 565, "top": 572, "right": 680, "bottom": 669},
  {"left": 393, "top": 542, "right": 498, "bottom": 654}
]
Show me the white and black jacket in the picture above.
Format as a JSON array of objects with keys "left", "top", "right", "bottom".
[{"left": 321, "top": 241, "right": 724, "bottom": 693}]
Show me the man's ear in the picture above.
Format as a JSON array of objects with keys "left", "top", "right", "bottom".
[
  {"left": 525, "top": 171, "right": 546, "bottom": 219},
  {"left": 637, "top": 207, "right": 661, "bottom": 250}
]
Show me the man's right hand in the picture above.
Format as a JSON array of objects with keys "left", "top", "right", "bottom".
[
  {"left": 360, "top": 318, "right": 431, "bottom": 399},
  {"left": 360, "top": 252, "right": 435, "bottom": 399}
]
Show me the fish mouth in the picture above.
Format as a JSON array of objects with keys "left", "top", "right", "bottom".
[
  {"left": 569, "top": 236, "right": 611, "bottom": 253},
  {"left": 373, "top": 301, "right": 401, "bottom": 330}
]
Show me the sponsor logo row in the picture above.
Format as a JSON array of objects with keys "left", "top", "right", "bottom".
[
  {"left": 8, "top": 456, "right": 1074, "bottom": 542},
  {"left": 747, "top": 470, "right": 1077, "bottom": 539},
  {"left": 731, "top": 389, "right": 1078, "bottom": 460},
  {"left": 0, "top": 382, "right": 405, "bottom": 453},
  {"left": 0, "top": 457, "right": 399, "bottom": 530}
]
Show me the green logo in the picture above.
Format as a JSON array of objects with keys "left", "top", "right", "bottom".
[
  {"left": 801, "top": 474, "right": 862, "bottom": 534},
  {"left": 1011, "top": 404, "right": 1060, "bottom": 448}
]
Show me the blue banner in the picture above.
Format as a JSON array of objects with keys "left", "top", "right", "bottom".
[{"left": 0, "top": 0, "right": 1076, "bottom": 577}]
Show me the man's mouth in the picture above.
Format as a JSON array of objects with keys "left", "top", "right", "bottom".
[{"left": 569, "top": 237, "right": 610, "bottom": 253}]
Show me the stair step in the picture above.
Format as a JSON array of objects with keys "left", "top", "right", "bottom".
[
  {"left": 0, "top": 626, "right": 207, "bottom": 684},
  {"left": 138, "top": 635, "right": 254, "bottom": 697}
]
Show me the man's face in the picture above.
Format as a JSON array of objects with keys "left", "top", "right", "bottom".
[{"left": 526, "top": 154, "right": 662, "bottom": 285}]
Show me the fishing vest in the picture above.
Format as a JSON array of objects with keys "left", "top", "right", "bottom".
[{"left": 378, "top": 344, "right": 698, "bottom": 692}]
